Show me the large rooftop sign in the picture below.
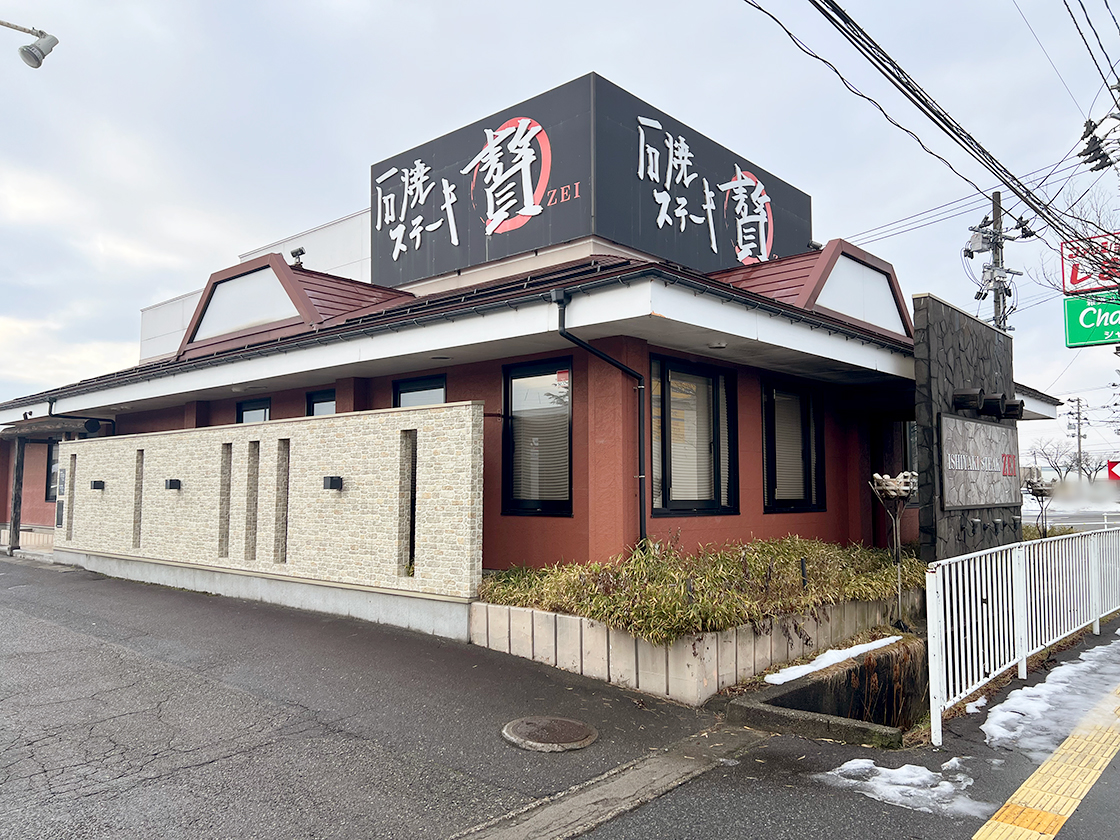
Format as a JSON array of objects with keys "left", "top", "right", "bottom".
[{"left": 369, "top": 74, "right": 813, "bottom": 287}]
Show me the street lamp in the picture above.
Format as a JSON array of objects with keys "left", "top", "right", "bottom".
[{"left": 0, "top": 18, "right": 58, "bottom": 68}]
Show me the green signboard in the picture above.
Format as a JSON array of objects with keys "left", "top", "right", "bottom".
[{"left": 1064, "top": 293, "right": 1120, "bottom": 347}]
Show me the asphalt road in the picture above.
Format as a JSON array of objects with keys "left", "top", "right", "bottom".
[
  {"left": 0, "top": 555, "right": 711, "bottom": 839},
  {"left": 1, "top": 554, "right": 1117, "bottom": 839}
]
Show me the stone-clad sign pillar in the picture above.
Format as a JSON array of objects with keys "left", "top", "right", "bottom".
[{"left": 913, "top": 294, "right": 1022, "bottom": 563}]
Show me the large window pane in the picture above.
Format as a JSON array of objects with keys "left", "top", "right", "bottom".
[
  {"left": 773, "top": 391, "right": 805, "bottom": 500},
  {"left": 237, "top": 398, "right": 270, "bottom": 424},
  {"left": 395, "top": 376, "right": 446, "bottom": 408},
  {"left": 651, "top": 356, "right": 736, "bottom": 514},
  {"left": 306, "top": 389, "right": 336, "bottom": 416},
  {"left": 46, "top": 441, "right": 60, "bottom": 502},
  {"left": 668, "top": 370, "right": 714, "bottom": 502},
  {"left": 505, "top": 361, "right": 571, "bottom": 514},
  {"left": 765, "top": 383, "right": 823, "bottom": 511}
]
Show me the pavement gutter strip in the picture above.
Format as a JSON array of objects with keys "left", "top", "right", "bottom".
[{"left": 450, "top": 725, "right": 769, "bottom": 840}]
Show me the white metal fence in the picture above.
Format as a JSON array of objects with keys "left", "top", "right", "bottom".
[{"left": 926, "top": 528, "right": 1120, "bottom": 746}]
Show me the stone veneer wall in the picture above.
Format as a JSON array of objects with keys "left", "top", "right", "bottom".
[
  {"left": 913, "top": 295, "right": 1020, "bottom": 563},
  {"left": 56, "top": 402, "right": 483, "bottom": 599}
]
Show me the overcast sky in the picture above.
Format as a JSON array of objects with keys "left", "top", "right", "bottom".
[{"left": 2, "top": 0, "right": 1119, "bottom": 457}]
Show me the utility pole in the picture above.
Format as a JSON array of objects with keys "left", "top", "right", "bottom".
[
  {"left": 1068, "top": 397, "right": 1089, "bottom": 481},
  {"left": 991, "top": 192, "right": 1007, "bottom": 331},
  {"left": 966, "top": 190, "right": 1028, "bottom": 331}
]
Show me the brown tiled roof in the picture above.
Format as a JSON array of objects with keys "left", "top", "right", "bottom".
[
  {"left": 289, "top": 266, "right": 412, "bottom": 321},
  {"left": 711, "top": 250, "right": 821, "bottom": 308}
]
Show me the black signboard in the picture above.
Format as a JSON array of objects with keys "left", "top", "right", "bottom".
[{"left": 371, "top": 74, "right": 812, "bottom": 287}]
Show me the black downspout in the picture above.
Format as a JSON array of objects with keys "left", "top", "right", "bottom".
[{"left": 550, "top": 289, "right": 647, "bottom": 544}]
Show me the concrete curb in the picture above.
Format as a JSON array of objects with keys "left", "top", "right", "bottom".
[{"left": 469, "top": 589, "right": 925, "bottom": 706}]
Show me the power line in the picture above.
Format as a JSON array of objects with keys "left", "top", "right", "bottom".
[
  {"left": 1047, "top": 348, "right": 1087, "bottom": 390},
  {"left": 1078, "top": 0, "right": 1120, "bottom": 94},
  {"left": 849, "top": 162, "right": 1082, "bottom": 247},
  {"left": 738, "top": 1, "right": 991, "bottom": 198},
  {"left": 802, "top": 0, "right": 1109, "bottom": 251},
  {"left": 1063, "top": 0, "right": 1120, "bottom": 111},
  {"left": 1013, "top": 0, "right": 1086, "bottom": 117}
]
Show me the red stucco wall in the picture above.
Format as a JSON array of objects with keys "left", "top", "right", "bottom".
[
  {"left": 1, "top": 441, "right": 56, "bottom": 529},
  {"left": 50, "top": 338, "right": 910, "bottom": 567}
]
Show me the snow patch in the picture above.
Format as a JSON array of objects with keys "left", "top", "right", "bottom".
[
  {"left": 815, "top": 758, "right": 996, "bottom": 819},
  {"left": 964, "top": 696, "right": 988, "bottom": 714},
  {"left": 979, "top": 629, "right": 1120, "bottom": 763},
  {"left": 765, "top": 636, "right": 902, "bottom": 685}
]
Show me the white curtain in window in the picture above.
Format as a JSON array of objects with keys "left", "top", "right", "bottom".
[
  {"left": 651, "top": 360, "right": 662, "bottom": 508},
  {"left": 511, "top": 372, "right": 570, "bottom": 501},
  {"left": 718, "top": 375, "right": 730, "bottom": 507},
  {"left": 669, "top": 370, "right": 713, "bottom": 501},
  {"left": 773, "top": 390, "right": 805, "bottom": 500}
]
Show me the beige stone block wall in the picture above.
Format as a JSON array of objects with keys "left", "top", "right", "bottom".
[{"left": 57, "top": 402, "right": 484, "bottom": 599}]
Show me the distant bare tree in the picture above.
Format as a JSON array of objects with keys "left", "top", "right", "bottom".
[
  {"left": 1079, "top": 451, "right": 1110, "bottom": 483},
  {"left": 1029, "top": 439, "right": 1078, "bottom": 481}
]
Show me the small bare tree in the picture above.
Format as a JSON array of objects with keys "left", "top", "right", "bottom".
[
  {"left": 1029, "top": 439, "right": 1078, "bottom": 481},
  {"left": 1078, "top": 451, "right": 1110, "bottom": 483},
  {"left": 1027, "top": 184, "right": 1120, "bottom": 296}
]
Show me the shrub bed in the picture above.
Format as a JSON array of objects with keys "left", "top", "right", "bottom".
[{"left": 478, "top": 537, "right": 924, "bottom": 646}]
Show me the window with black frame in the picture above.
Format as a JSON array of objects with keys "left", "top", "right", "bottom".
[
  {"left": 393, "top": 375, "right": 446, "bottom": 408},
  {"left": 763, "top": 383, "right": 825, "bottom": 512},
  {"left": 503, "top": 359, "right": 571, "bottom": 515},
  {"left": 236, "top": 398, "right": 270, "bottom": 424},
  {"left": 45, "top": 441, "right": 60, "bottom": 502},
  {"left": 306, "top": 389, "right": 336, "bottom": 416},
  {"left": 650, "top": 357, "right": 736, "bottom": 514}
]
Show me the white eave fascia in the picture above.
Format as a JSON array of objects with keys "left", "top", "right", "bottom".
[{"left": 0, "top": 273, "right": 914, "bottom": 425}]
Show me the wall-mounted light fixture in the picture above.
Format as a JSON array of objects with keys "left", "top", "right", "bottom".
[
  {"left": 980, "top": 394, "right": 1007, "bottom": 417},
  {"left": 90, "top": 480, "right": 105, "bottom": 491},
  {"left": 970, "top": 518, "right": 982, "bottom": 535},
  {"left": 0, "top": 19, "right": 59, "bottom": 68},
  {"left": 1002, "top": 399, "right": 1025, "bottom": 420},
  {"left": 952, "top": 388, "right": 984, "bottom": 411},
  {"left": 323, "top": 476, "right": 343, "bottom": 490},
  {"left": 992, "top": 518, "right": 1003, "bottom": 534},
  {"left": 165, "top": 479, "right": 181, "bottom": 490}
]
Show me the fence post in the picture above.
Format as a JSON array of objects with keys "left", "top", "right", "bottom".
[
  {"left": 926, "top": 565, "right": 946, "bottom": 747},
  {"left": 1090, "top": 533, "right": 1102, "bottom": 636},
  {"left": 1012, "top": 544, "right": 1029, "bottom": 680}
]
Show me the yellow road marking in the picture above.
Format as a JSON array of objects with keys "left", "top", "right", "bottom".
[{"left": 972, "top": 680, "right": 1120, "bottom": 840}]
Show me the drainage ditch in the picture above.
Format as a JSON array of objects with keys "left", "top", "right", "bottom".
[{"left": 721, "top": 635, "right": 929, "bottom": 748}]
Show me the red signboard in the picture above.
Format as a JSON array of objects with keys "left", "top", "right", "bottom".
[
  {"left": 1108, "top": 460, "right": 1120, "bottom": 481},
  {"left": 1062, "top": 234, "right": 1120, "bottom": 295}
]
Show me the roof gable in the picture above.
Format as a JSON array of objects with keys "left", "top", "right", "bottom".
[
  {"left": 711, "top": 239, "right": 913, "bottom": 340},
  {"left": 177, "top": 254, "right": 413, "bottom": 360}
]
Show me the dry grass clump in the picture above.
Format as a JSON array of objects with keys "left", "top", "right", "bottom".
[
  {"left": 1021, "top": 523, "right": 1077, "bottom": 541},
  {"left": 479, "top": 536, "right": 923, "bottom": 646}
]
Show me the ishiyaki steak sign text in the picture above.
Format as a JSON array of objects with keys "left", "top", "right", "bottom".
[
  {"left": 368, "top": 74, "right": 812, "bottom": 288},
  {"left": 940, "top": 415, "right": 1022, "bottom": 510},
  {"left": 370, "top": 79, "right": 593, "bottom": 288}
]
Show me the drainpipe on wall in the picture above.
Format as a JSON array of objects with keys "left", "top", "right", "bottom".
[{"left": 550, "top": 288, "right": 647, "bottom": 544}]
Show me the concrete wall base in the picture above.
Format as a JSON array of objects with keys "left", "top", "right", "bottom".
[
  {"left": 471, "top": 589, "right": 925, "bottom": 706},
  {"left": 53, "top": 549, "right": 471, "bottom": 641}
]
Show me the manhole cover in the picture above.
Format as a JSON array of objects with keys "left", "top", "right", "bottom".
[{"left": 501, "top": 716, "right": 599, "bottom": 752}]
